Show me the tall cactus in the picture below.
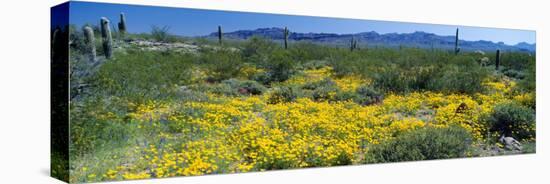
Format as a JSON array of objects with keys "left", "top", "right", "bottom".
[
  {"left": 350, "top": 37, "right": 358, "bottom": 51},
  {"left": 218, "top": 25, "right": 223, "bottom": 45},
  {"left": 283, "top": 27, "right": 289, "bottom": 49},
  {"left": 100, "top": 17, "right": 113, "bottom": 59},
  {"left": 82, "top": 26, "right": 97, "bottom": 63},
  {"left": 495, "top": 49, "right": 501, "bottom": 70},
  {"left": 454, "top": 28, "right": 460, "bottom": 55},
  {"left": 118, "top": 13, "right": 127, "bottom": 35}
]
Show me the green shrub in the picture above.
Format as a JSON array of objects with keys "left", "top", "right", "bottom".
[
  {"left": 302, "top": 60, "right": 329, "bottom": 70},
  {"left": 367, "top": 126, "right": 473, "bottom": 163},
  {"left": 334, "top": 91, "right": 358, "bottom": 102},
  {"left": 251, "top": 72, "right": 272, "bottom": 85},
  {"left": 150, "top": 25, "right": 172, "bottom": 42},
  {"left": 202, "top": 48, "right": 243, "bottom": 82},
  {"left": 502, "top": 69, "right": 525, "bottom": 79},
  {"left": 69, "top": 97, "right": 137, "bottom": 156},
  {"left": 309, "top": 79, "right": 340, "bottom": 101},
  {"left": 497, "top": 52, "right": 534, "bottom": 71},
  {"left": 93, "top": 50, "right": 193, "bottom": 103},
  {"left": 207, "top": 79, "right": 266, "bottom": 96},
  {"left": 234, "top": 80, "right": 267, "bottom": 95},
  {"left": 241, "top": 36, "right": 277, "bottom": 63},
  {"left": 372, "top": 65, "right": 411, "bottom": 92},
  {"left": 261, "top": 50, "right": 297, "bottom": 84},
  {"left": 287, "top": 42, "right": 334, "bottom": 63},
  {"left": 329, "top": 52, "right": 362, "bottom": 77},
  {"left": 354, "top": 86, "right": 384, "bottom": 105},
  {"left": 427, "top": 65, "right": 488, "bottom": 94},
  {"left": 303, "top": 78, "right": 337, "bottom": 90},
  {"left": 519, "top": 63, "right": 535, "bottom": 92},
  {"left": 489, "top": 102, "right": 535, "bottom": 140},
  {"left": 268, "top": 86, "right": 300, "bottom": 104},
  {"left": 312, "top": 87, "right": 339, "bottom": 102}
]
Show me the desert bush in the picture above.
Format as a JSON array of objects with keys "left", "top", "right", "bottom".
[
  {"left": 268, "top": 86, "right": 300, "bottom": 104},
  {"left": 488, "top": 102, "right": 535, "bottom": 140},
  {"left": 303, "top": 78, "right": 337, "bottom": 90},
  {"left": 367, "top": 126, "right": 473, "bottom": 163},
  {"left": 371, "top": 65, "right": 412, "bottom": 92},
  {"left": 241, "top": 36, "right": 277, "bottom": 63},
  {"left": 69, "top": 97, "right": 137, "bottom": 156},
  {"left": 205, "top": 79, "right": 266, "bottom": 96},
  {"left": 305, "top": 78, "right": 340, "bottom": 101},
  {"left": 334, "top": 91, "right": 357, "bottom": 102},
  {"left": 372, "top": 61, "right": 487, "bottom": 94},
  {"left": 287, "top": 42, "right": 334, "bottom": 63},
  {"left": 427, "top": 64, "right": 488, "bottom": 94},
  {"left": 312, "top": 86, "right": 339, "bottom": 102},
  {"left": 302, "top": 60, "right": 330, "bottom": 70},
  {"left": 354, "top": 86, "right": 384, "bottom": 105},
  {"left": 497, "top": 52, "right": 535, "bottom": 71},
  {"left": 239, "top": 80, "right": 267, "bottom": 95},
  {"left": 150, "top": 25, "right": 172, "bottom": 42},
  {"left": 502, "top": 68, "right": 525, "bottom": 79},
  {"left": 93, "top": 50, "right": 194, "bottom": 103},
  {"left": 201, "top": 48, "right": 243, "bottom": 82},
  {"left": 204, "top": 82, "right": 238, "bottom": 96},
  {"left": 329, "top": 52, "right": 363, "bottom": 77},
  {"left": 257, "top": 50, "right": 297, "bottom": 84},
  {"left": 519, "top": 63, "right": 536, "bottom": 92}
]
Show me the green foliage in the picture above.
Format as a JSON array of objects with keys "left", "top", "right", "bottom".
[
  {"left": 371, "top": 54, "right": 488, "bottom": 94},
  {"left": 308, "top": 78, "right": 339, "bottom": 101},
  {"left": 334, "top": 91, "right": 358, "bottom": 102},
  {"left": 93, "top": 50, "right": 194, "bottom": 103},
  {"left": 519, "top": 62, "right": 536, "bottom": 92},
  {"left": 260, "top": 49, "right": 297, "bottom": 84},
  {"left": 427, "top": 64, "right": 488, "bottom": 94},
  {"left": 150, "top": 25, "right": 172, "bottom": 42},
  {"left": 489, "top": 102, "right": 535, "bottom": 140},
  {"left": 354, "top": 86, "right": 384, "bottom": 105},
  {"left": 239, "top": 80, "right": 267, "bottom": 95},
  {"left": 302, "top": 60, "right": 329, "bottom": 70},
  {"left": 198, "top": 78, "right": 267, "bottom": 96},
  {"left": 201, "top": 48, "right": 243, "bottom": 82},
  {"left": 496, "top": 52, "right": 534, "bottom": 71},
  {"left": 241, "top": 36, "right": 277, "bottom": 63},
  {"left": 303, "top": 78, "right": 337, "bottom": 90},
  {"left": 268, "top": 86, "right": 300, "bottom": 104},
  {"left": 367, "top": 126, "right": 473, "bottom": 163},
  {"left": 65, "top": 24, "right": 536, "bottom": 182},
  {"left": 222, "top": 78, "right": 266, "bottom": 95},
  {"left": 327, "top": 48, "right": 492, "bottom": 94},
  {"left": 69, "top": 97, "right": 136, "bottom": 156},
  {"left": 287, "top": 42, "right": 334, "bottom": 63}
]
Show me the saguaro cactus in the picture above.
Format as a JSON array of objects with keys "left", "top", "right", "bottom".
[
  {"left": 454, "top": 28, "right": 460, "bottom": 55},
  {"left": 283, "top": 27, "right": 290, "bottom": 49},
  {"left": 350, "top": 37, "right": 358, "bottom": 51},
  {"left": 495, "top": 49, "right": 501, "bottom": 70},
  {"left": 118, "top": 13, "right": 127, "bottom": 35},
  {"left": 100, "top": 17, "right": 113, "bottom": 59},
  {"left": 218, "top": 25, "right": 223, "bottom": 45},
  {"left": 82, "top": 26, "right": 97, "bottom": 62}
]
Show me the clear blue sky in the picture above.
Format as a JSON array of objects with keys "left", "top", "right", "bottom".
[{"left": 68, "top": 1, "right": 535, "bottom": 45}]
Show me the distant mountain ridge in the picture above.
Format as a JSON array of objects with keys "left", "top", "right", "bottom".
[{"left": 206, "top": 27, "right": 535, "bottom": 53}]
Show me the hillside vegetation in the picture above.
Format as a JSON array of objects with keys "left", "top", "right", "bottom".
[{"left": 66, "top": 26, "right": 536, "bottom": 183}]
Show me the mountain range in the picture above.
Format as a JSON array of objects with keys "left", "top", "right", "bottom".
[{"left": 206, "top": 27, "right": 535, "bottom": 53}]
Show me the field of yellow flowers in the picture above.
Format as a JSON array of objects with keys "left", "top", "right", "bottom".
[{"left": 70, "top": 64, "right": 535, "bottom": 182}]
